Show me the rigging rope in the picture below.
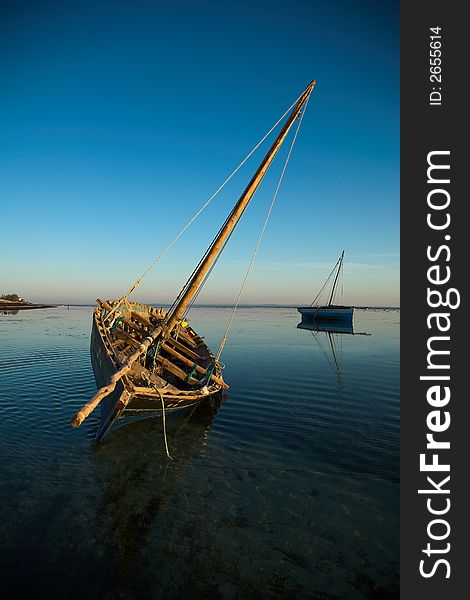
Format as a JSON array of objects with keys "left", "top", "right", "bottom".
[
  {"left": 339, "top": 258, "right": 344, "bottom": 305},
  {"left": 181, "top": 209, "right": 245, "bottom": 320},
  {"left": 166, "top": 206, "right": 241, "bottom": 319},
  {"left": 156, "top": 388, "right": 172, "bottom": 460},
  {"left": 332, "top": 256, "right": 344, "bottom": 305},
  {"left": 214, "top": 94, "right": 311, "bottom": 363},
  {"left": 310, "top": 257, "right": 341, "bottom": 306},
  {"left": 103, "top": 92, "right": 304, "bottom": 325}
]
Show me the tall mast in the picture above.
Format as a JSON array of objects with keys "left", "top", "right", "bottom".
[
  {"left": 328, "top": 250, "right": 344, "bottom": 306},
  {"left": 164, "top": 80, "right": 316, "bottom": 334}
]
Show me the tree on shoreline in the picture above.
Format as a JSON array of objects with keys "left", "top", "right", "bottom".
[{"left": 0, "top": 293, "right": 23, "bottom": 302}]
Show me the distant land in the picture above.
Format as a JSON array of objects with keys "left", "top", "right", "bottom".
[
  {"left": 1, "top": 292, "right": 399, "bottom": 312},
  {"left": 0, "top": 295, "right": 56, "bottom": 311},
  {"left": 54, "top": 303, "right": 400, "bottom": 311}
]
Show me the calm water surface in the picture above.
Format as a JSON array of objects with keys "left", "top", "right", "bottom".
[{"left": 0, "top": 307, "right": 399, "bottom": 599}]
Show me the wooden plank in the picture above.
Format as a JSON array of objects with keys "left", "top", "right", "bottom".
[
  {"left": 115, "top": 325, "right": 223, "bottom": 388},
  {"left": 98, "top": 299, "right": 147, "bottom": 336},
  {"left": 100, "top": 302, "right": 200, "bottom": 366},
  {"left": 129, "top": 309, "right": 154, "bottom": 330},
  {"left": 164, "top": 337, "right": 201, "bottom": 362},
  {"left": 132, "top": 386, "right": 159, "bottom": 395},
  {"left": 116, "top": 329, "right": 141, "bottom": 349},
  {"left": 154, "top": 354, "right": 200, "bottom": 386},
  {"left": 99, "top": 301, "right": 158, "bottom": 352},
  {"left": 113, "top": 339, "right": 128, "bottom": 350},
  {"left": 110, "top": 308, "right": 225, "bottom": 387},
  {"left": 173, "top": 326, "right": 199, "bottom": 349},
  {"left": 161, "top": 343, "right": 228, "bottom": 389}
]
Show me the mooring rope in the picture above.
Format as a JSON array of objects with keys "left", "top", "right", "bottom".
[
  {"left": 156, "top": 387, "right": 172, "bottom": 460},
  {"left": 103, "top": 92, "right": 304, "bottom": 326}
]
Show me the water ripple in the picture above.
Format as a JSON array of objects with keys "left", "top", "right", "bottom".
[{"left": 0, "top": 307, "right": 399, "bottom": 599}]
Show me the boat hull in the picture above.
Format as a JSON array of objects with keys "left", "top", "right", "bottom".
[
  {"left": 297, "top": 305, "right": 354, "bottom": 323},
  {"left": 90, "top": 301, "right": 225, "bottom": 441},
  {"left": 90, "top": 320, "right": 131, "bottom": 440}
]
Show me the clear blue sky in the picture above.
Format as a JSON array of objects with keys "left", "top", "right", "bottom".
[{"left": 1, "top": 0, "right": 399, "bottom": 306}]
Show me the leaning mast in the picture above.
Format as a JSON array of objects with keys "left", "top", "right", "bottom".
[
  {"left": 164, "top": 80, "right": 316, "bottom": 334},
  {"left": 71, "top": 80, "right": 316, "bottom": 429}
]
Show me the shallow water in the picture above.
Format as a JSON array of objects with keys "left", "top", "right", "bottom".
[{"left": 0, "top": 307, "right": 399, "bottom": 599}]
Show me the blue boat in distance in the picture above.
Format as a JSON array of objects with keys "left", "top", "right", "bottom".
[{"left": 297, "top": 250, "right": 354, "bottom": 323}]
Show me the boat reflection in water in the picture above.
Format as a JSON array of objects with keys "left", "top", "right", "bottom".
[
  {"left": 89, "top": 394, "right": 226, "bottom": 596},
  {"left": 297, "top": 319, "right": 370, "bottom": 384}
]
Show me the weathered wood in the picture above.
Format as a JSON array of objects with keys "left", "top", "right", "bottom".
[
  {"left": 161, "top": 343, "right": 229, "bottom": 389},
  {"left": 164, "top": 81, "right": 316, "bottom": 334},
  {"left": 72, "top": 303, "right": 203, "bottom": 429},
  {"left": 164, "top": 337, "right": 201, "bottom": 362},
  {"left": 121, "top": 317, "right": 145, "bottom": 336},
  {"left": 100, "top": 313, "right": 221, "bottom": 387},
  {"left": 170, "top": 325, "right": 199, "bottom": 348},
  {"left": 131, "top": 386, "right": 158, "bottom": 395},
  {"left": 113, "top": 338, "right": 127, "bottom": 348},
  {"left": 150, "top": 307, "right": 166, "bottom": 319},
  {"left": 154, "top": 354, "right": 200, "bottom": 386},
  {"left": 128, "top": 309, "right": 154, "bottom": 330},
  {"left": 73, "top": 82, "right": 315, "bottom": 434},
  {"left": 100, "top": 300, "right": 218, "bottom": 386},
  {"left": 95, "top": 389, "right": 133, "bottom": 442},
  {"left": 98, "top": 299, "right": 147, "bottom": 337},
  {"left": 71, "top": 322, "right": 163, "bottom": 427},
  {"left": 116, "top": 328, "right": 142, "bottom": 349},
  {"left": 71, "top": 369, "right": 132, "bottom": 428}
]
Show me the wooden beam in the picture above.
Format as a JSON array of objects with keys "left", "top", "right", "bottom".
[
  {"left": 164, "top": 337, "right": 202, "bottom": 362},
  {"left": 172, "top": 326, "right": 199, "bottom": 349},
  {"left": 116, "top": 328, "right": 141, "bottom": 349},
  {"left": 98, "top": 300, "right": 152, "bottom": 337},
  {"left": 161, "top": 343, "right": 228, "bottom": 389},
  {"left": 154, "top": 354, "right": 200, "bottom": 386},
  {"left": 129, "top": 309, "right": 154, "bottom": 330},
  {"left": 102, "top": 302, "right": 201, "bottom": 364}
]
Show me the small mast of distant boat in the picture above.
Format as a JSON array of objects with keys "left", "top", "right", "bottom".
[{"left": 297, "top": 250, "right": 354, "bottom": 323}]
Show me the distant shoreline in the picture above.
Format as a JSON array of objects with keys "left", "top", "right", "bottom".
[
  {"left": 36, "top": 303, "right": 400, "bottom": 311},
  {"left": 0, "top": 301, "right": 56, "bottom": 311}
]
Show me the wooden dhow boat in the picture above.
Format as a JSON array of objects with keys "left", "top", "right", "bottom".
[
  {"left": 71, "top": 80, "right": 316, "bottom": 441},
  {"left": 88, "top": 299, "right": 227, "bottom": 442},
  {"left": 297, "top": 250, "right": 354, "bottom": 323}
]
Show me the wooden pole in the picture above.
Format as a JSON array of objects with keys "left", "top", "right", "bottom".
[
  {"left": 71, "top": 317, "right": 163, "bottom": 427},
  {"left": 164, "top": 80, "right": 316, "bottom": 334},
  {"left": 161, "top": 344, "right": 229, "bottom": 389}
]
